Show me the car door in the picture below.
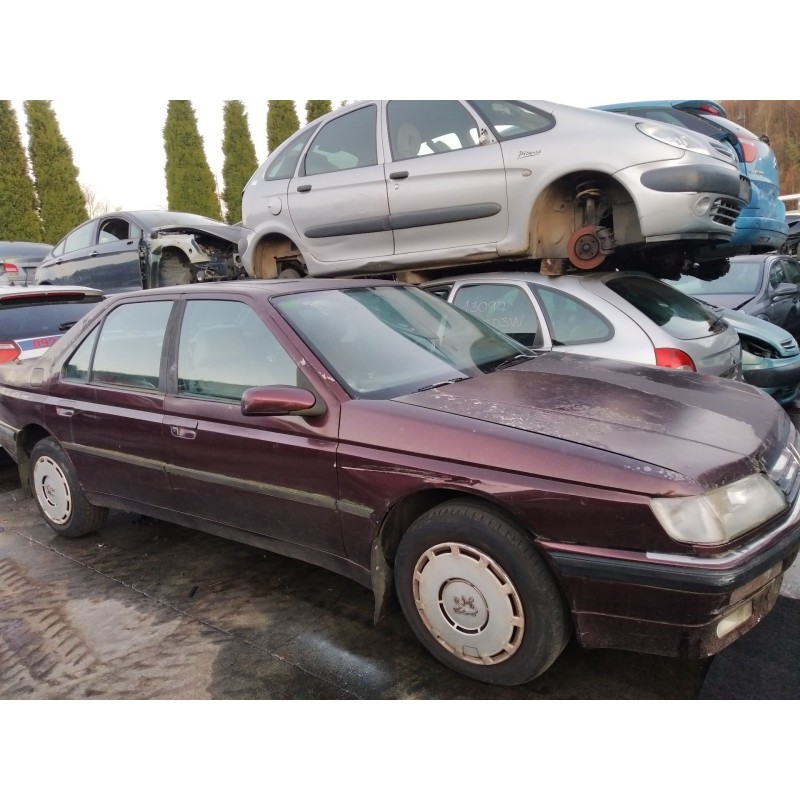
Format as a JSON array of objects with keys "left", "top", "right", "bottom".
[
  {"left": 766, "top": 257, "right": 799, "bottom": 330},
  {"left": 37, "top": 220, "right": 98, "bottom": 285},
  {"left": 384, "top": 100, "right": 509, "bottom": 255},
  {"left": 50, "top": 298, "right": 174, "bottom": 508},
  {"left": 84, "top": 215, "right": 144, "bottom": 293},
  {"left": 287, "top": 103, "right": 393, "bottom": 264},
  {"left": 162, "top": 296, "right": 345, "bottom": 555}
]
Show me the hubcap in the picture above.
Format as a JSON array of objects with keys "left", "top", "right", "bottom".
[
  {"left": 412, "top": 542, "right": 524, "bottom": 665},
  {"left": 33, "top": 455, "right": 72, "bottom": 525}
]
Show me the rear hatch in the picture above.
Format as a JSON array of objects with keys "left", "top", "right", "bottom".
[
  {"left": 0, "top": 290, "right": 104, "bottom": 362},
  {"left": 597, "top": 273, "right": 742, "bottom": 378}
]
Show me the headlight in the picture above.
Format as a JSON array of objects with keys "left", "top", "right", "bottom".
[
  {"left": 636, "top": 121, "right": 716, "bottom": 157},
  {"left": 650, "top": 474, "right": 787, "bottom": 545}
]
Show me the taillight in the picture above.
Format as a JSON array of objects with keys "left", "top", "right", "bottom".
[
  {"left": 655, "top": 348, "right": 696, "bottom": 371},
  {"left": 1, "top": 262, "right": 19, "bottom": 274},
  {"left": 737, "top": 135, "right": 759, "bottom": 163},
  {"left": 0, "top": 341, "right": 21, "bottom": 363}
]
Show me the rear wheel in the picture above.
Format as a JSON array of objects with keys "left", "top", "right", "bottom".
[
  {"left": 394, "top": 500, "right": 570, "bottom": 685},
  {"left": 30, "top": 438, "right": 107, "bottom": 538}
]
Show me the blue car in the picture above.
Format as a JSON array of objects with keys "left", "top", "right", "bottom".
[{"left": 596, "top": 101, "right": 788, "bottom": 256}]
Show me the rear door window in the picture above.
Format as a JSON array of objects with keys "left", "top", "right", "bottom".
[
  {"left": 606, "top": 275, "right": 720, "bottom": 340},
  {"left": 87, "top": 301, "right": 173, "bottom": 390},
  {"left": 534, "top": 286, "right": 612, "bottom": 345},
  {"left": 451, "top": 283, "right": 540, "bottom": 346}
]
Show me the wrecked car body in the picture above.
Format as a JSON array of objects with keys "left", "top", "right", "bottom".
[{"left": 34, "top": 211, "right": 245, "bottom": 295}]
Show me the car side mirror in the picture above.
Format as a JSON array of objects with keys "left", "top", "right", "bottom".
[
  {"left": 772, "top": 282, "right": 797, "bottom": 298},
  {"left": 241, "top": 385, "right": 326, "bottom": 417}
]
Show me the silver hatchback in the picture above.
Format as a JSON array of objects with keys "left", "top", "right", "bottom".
[
  {"left": 240, "top": 100, "right": 749, "bottom": 282},
  {"left": 423, "top": 271, "right": 743, "bottom": 379}
]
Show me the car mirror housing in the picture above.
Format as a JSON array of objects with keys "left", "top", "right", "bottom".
[{"left": 241, "top": 385, "right": 325, "bottom": 417}]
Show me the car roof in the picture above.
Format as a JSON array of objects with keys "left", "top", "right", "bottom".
[
  {"left": 0, "top": 241, "right": 52, "bottom": 256},
  {"left": 102, "top": 278, "right": 406, "bottom": 302},
  {"left": 422, "top": 270, "right": 654, "bottom": 286}
]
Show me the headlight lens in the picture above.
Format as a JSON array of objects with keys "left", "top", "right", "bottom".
[
  {"left": 651, "top": 474, "right": 787, "bottom": 545},
  {"left": 636, "top": 121, "right": 715, "bottom": 157}
]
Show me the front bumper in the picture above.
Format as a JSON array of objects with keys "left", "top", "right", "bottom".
[
  {"left": 742, "top": 353, "right": 800, "bottom": 390},
  {"left": 614, "top": 160, "right": 748, "bottom": 242},
  {"left": 543, "top": 497, "right": 800, "bottom": 658}
]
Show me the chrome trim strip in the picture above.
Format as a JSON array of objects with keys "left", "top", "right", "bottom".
[{"left": 65, "top": 441, "right": 373, "bottom": 517}]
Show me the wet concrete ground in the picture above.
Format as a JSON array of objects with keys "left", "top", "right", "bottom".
[{"left": 1, "top": 438, "right": 798, "bottom": 700}]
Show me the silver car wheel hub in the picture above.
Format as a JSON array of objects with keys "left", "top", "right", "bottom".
[
  {"left": 33, "top": 456, "right": 72, "bottom": 525},
  {"left": 412, "top": 542, "right": 524, "bottom": 665}
]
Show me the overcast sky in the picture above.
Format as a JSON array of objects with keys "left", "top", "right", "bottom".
[{"left": 5, "top": 5, "right": 790, "bottom": 216}]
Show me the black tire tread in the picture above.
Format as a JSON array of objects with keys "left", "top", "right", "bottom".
[
  {"left": 30, "top": 438, "right": 108, "bottom": 539},
  {"left": 395, "top": 499, "right": 570, "bottom": 686}
]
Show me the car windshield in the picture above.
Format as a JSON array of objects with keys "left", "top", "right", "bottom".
[
  {"left": 667, "top": 262, "right": 763, "bottom": 295},
  {"left": 273, "top": 285, "right": 530, "bottom": 399}
]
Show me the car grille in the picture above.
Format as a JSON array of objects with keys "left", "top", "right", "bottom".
[
  {"left": 769, "top": 432, "right": 800, "bottom": 504},
  {"left": 781, "top": 338, "right": 798, "bottom": 353},
  {"left": 711, "top": 198, "right": 742, "bottom": 227}
]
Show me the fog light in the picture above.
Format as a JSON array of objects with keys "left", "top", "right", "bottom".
[
  {"left": 693, "top": 195, "right": 712, "bottom": 215},
  {"left": 716, "top": 601, "right": 753, "bottom": 638}
]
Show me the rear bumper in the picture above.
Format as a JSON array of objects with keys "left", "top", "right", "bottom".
[
  {"left": 544, "top": 506, "right": 800, "bottom": 658},
  {"left": 731, "top": 215, "right": 789, "bottom": 249}
]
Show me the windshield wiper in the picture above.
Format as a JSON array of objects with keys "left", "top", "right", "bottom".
[
  {"left": 413, "top": 377, "right": 468, "bottom": 394},
  {"left": 492, "top": 353, "right": 537, "bottom": 371}
]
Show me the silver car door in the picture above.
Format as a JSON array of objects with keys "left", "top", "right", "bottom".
[
  {"left": 384, "top": 101, "right": 508, "bottom": 255},
  {"left": 287, "top": 103, "right": 393, "bottom": 264}
]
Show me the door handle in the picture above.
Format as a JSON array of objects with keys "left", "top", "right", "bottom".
[
  {"left": 170, "top": 425, "right": 196, "bottom": 440},
  {"left": 56, "top": 407, "right": 74, "bottom": 417},
  {"left": 389, "top": 171, "right": 409, "bottom": 180},
  {"left": 89, "top": 251, "right": 98, "bottom": 256},
  {"left": 297, "top": 185, "right": 312, "bottom": 193}
]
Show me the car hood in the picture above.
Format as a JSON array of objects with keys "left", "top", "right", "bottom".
[
  {"left": 395, "top": 352, "right": 788, "bottom": 486},
  {"left": 719, "top": 308, "right": 797, "bottom": 348},
  {"left": 153, "top": 222, "right": 243, "bottom": 244}
]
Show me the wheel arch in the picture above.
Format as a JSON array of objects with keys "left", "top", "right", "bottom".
[
  {"left": 15, "top": 424, "right": 55, "bottom": 496},
  {"left": 528, "top": 169, "right": 642, "bottom": 259},
  {"left": 250, "top": 233, "right": 306, "bottom": 279},
  {"left": 371, "top": 487, "right": 538, "bottom": 623}
]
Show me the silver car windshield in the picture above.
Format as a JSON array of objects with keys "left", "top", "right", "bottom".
[{"left": 273, "top": 286, "right": 530, "bottom": 399}]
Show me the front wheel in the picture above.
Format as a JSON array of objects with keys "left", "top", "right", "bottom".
[
  {"left": 394, "top": 501, "right": 570, "bottom": 685},
  {"left": 30, "top": 438, "right": 107, "bottom": 538}
]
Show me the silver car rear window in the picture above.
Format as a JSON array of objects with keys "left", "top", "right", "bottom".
[{"left": 606, "top": 276, "right": 722, "bottom": 340}]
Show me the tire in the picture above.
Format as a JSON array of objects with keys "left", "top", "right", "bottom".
[
  {"left": 394, "top": 500, "right": 570, "bottom": 686},
  {"left": 159, "top": 252, "right": 192, "bottom": 286},
  {"left": 29, "top": 438, "right": 108, "bottom": 538}
]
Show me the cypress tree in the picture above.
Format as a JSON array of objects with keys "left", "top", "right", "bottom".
[
  {"left": 221, "top": 101, "right": 258, "bottom": 224},
  {"left": 0, "top": 101, "right": 43, "bottom": 242},
  {"left": 24, "top": 101, "right": 87, "bottom": 244},
  {"left": 163, "top": 100, "right": 222, "bottom": 219},
  {"left": 267, "top": 101, "right": 300, "bottom": 153},
  {"left": 305, "top": 100, "right": 332, "bottom": 124}
]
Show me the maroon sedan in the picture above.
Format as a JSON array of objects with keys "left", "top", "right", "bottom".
[{"left": 0, "top": 279, "right": 798, "bottom": 685}]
